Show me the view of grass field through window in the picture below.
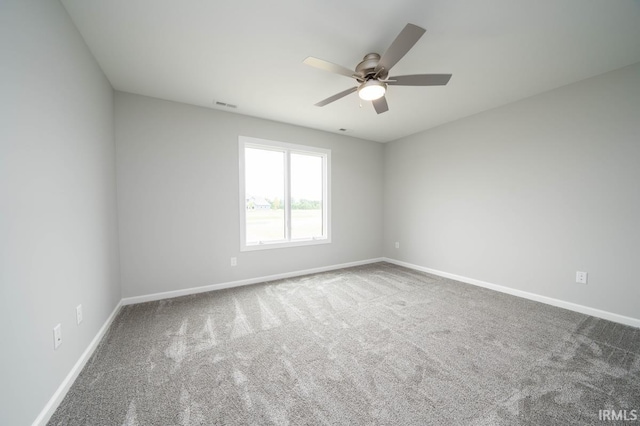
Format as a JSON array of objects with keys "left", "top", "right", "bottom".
[
  {"left": 245, "top": 146, "right": 324, "bottom": 244},
  {"left": 246, "top": 209, "right": 322, "bottom": 242}
]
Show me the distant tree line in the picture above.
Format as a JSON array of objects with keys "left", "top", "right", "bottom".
[
  {"left": 266, "top": 197, "right": 320, "bottom": 210},
  {"left": 291, "top": 199, "right": 321, "bottom": 210}
]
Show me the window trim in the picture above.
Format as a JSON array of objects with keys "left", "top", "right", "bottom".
[{"left": 239, "top": 136, "right": 331, "bottom": 252}]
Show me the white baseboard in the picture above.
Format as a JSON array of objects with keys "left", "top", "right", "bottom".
[
  {"left": 32, "top": 300, "right": 123, "bottom": 426},
  {"left": 383, "top": 257, "right": 640, "bottom": 328},
  {"left": 122, "top": 257, "right": 385, "bottom": 305}
]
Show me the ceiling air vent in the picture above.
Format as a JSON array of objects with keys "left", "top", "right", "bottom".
[{"left": 214, "top": 101, "right": 238, "bottom": 109}]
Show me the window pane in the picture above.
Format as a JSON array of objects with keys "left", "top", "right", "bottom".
[
  {"left": 291, "top": 153, "right": 323, "bottom": 239},
  {"left": 245, "top": 147, "right": 285, "bottom": 243}
]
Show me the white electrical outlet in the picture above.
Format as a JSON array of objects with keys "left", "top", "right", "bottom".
[
  {"left": 576, "top": 271, "right": 588, "bottom": 284},
  {"left": 76, "top": 304, "right": 83, "bottom": 325},
  {"left": 53, "top": 324, "right": 62, "bottom": 350},
  {"left": 395, "top": 242, "right": 400, "bottom": 249},
  {"left": 230, "top": 257, "right": 237, "bottom": 266}
]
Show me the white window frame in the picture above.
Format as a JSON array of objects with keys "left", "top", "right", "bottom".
[{"left": 239, "top": 136, "right": 331, "bottom": 251}]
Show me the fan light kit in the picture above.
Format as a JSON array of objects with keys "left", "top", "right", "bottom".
[
  {"left": 303, "top": 23, "right": 452, "bottom": 114},
  {"left": 358, "top": 80, "right": 386, "bottom": 101}
]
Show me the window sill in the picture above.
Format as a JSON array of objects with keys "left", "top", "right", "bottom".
[{"left": 240, "top": 237, "right": 331, "bottom": 252}]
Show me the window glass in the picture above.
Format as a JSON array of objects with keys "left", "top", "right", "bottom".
[
  {"left": 245, "top": 148, "right": 285, "bottom": 243},
  {"left": 291, "top": 153, "right": 323, "bottom": 239}
]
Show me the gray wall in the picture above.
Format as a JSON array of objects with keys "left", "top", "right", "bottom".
[
  {"left": 115, "top": 92, "right": 383, "bottom": 298},
  {"left": 0, "top": 1, "right": 120, "bottom": 425},
  {"left": 384, "top": 62, "right": 640, "bottom": 320}
]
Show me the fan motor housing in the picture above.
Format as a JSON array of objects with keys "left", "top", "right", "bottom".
[{"left": 356, "top": 53, "right": 388, "bottom": 80}]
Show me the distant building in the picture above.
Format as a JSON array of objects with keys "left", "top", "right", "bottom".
[{"left": 246, "top": 196, "right": 271, "bottom": 210}]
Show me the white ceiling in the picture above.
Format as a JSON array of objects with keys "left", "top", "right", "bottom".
[{"left": 60, "top": 0, "right": 640, "bottom": 143}]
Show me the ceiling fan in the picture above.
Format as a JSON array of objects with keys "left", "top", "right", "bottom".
[{"left": 303, "top": 23, "right": 452, "bottom": 114}]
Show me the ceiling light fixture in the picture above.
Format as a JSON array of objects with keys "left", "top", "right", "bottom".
[{"left": 358, "top": 80, "right": 386, "bottom": 101}]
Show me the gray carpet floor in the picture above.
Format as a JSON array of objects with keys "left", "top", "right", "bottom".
[{"left": 49, "top": 262, "right": 640, "bottom": 425}]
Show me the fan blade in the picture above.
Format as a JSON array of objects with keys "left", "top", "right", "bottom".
[
  {"left": 387, "top": 74, "right": 452, "bottom": 86},
  {"left": 372, "top": 96, "right": 389, "bottom": 114},
  {"left": 304, "top": 57, "right": 356, "bottom": 79},
  {"left": 315, "top": 87, "right": 357, "bottom": 107},
  {"left": 375, "top": 23, "right": 426, "bottom": 74}
]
